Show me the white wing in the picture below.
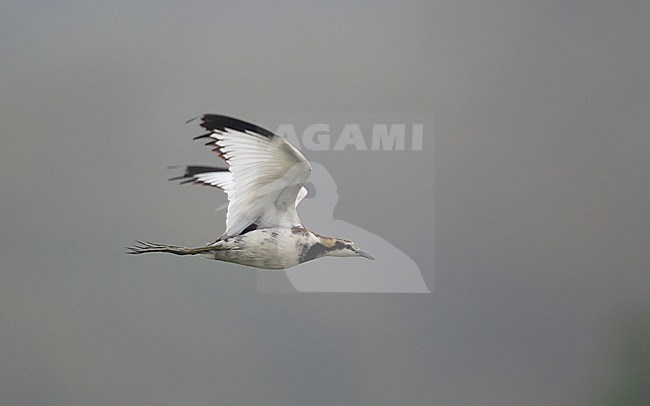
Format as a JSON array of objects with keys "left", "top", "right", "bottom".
[
  {"left": 171, "top": 165, "right": 308, "bottom": 208},
  {"left": 192, "top": 115, "right": 312, "bottom": 238}
]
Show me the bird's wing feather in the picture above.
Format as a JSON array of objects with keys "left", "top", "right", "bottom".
[
  {"left": 169, "top": 166, "right": 233, "bottom": 193},
  {"left": 171, "top": 165, "right": 308, "bottom": 208},
  {"left": 194, "top": 115, "right": 312, "bottom": 237},
  {"left": 193, "top": 171, "right": 233, "bottom": 193},
  {"left": 295, "top": 185, "right": 308, "bottom": 206}
]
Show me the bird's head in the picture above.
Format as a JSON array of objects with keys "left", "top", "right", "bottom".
[{"left": 322, "top": 238, "right": 374, "bottom": 260}]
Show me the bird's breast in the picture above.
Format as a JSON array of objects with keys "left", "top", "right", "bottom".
[{"left": 213, "top": 228, "right": 317, "bottom": 269}]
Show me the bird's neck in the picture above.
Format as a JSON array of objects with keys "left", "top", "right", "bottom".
[
  {"left": 313, "top": 233, "right": 341, "bottom": 249},
  {"left": 297, "top": 233, "right": 344, "bottom": 262}
]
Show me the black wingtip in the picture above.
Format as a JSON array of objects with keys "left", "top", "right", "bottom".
[
  {"left": 193, "top": 132, "right": 212, "bottom": 140},
  {"left": 168, "top": 165, "right": 229, "bottom": 184},
  {"left": 195, "top": 114, "right": 276, "bottom": 139}
]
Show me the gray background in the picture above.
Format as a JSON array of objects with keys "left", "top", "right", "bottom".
[{"left": 1, "top": 1, "right": 648, "bottom": 405}]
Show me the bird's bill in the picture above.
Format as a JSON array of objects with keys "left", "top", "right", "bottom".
[{"left": 357, "top": 250, "right": 375, "bottom": 260}]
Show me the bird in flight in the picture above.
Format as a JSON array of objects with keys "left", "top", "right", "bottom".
[{"left": 127, "top": 115, "right": 374, "bottom": 269}]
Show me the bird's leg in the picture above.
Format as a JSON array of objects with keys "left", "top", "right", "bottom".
[{"left": 126, "top": 241, "right": 216, "bottom": 256}]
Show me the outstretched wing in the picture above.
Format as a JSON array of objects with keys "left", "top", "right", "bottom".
[
  {"left": 192, "top": 115, "right": 312, "bottom": 238},
  {"left": 170, "top": 165, "right": 308, "bottom": 207}
]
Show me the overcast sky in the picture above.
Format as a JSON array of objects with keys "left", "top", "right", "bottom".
[{"left": 1, "top": 1, "right": 648, "bottom": 405}]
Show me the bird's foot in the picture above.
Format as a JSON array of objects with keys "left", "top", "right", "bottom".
[{"left": 126, "top": 241, "right": 208, "bottom": 256}]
